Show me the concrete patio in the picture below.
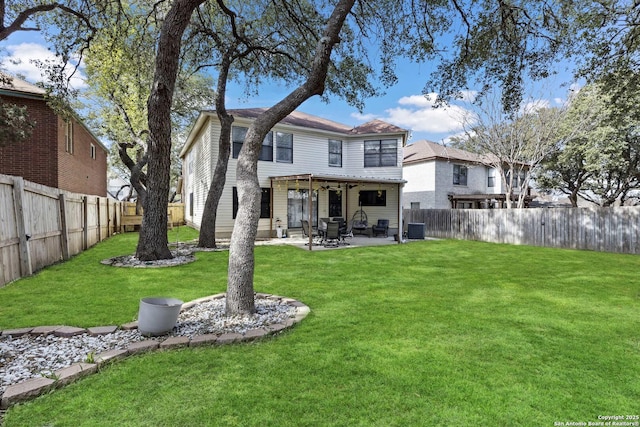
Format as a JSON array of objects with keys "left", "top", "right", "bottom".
[{"left": 258, "top": 232, "right": 403, "bottom": 250}]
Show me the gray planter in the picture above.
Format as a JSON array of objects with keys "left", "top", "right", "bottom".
[{"left": 138, "top": 297, "right": 183, "bottom": 336}]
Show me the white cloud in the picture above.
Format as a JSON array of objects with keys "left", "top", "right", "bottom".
[
  {"left": 3, "top": 42, "right": 86, "bottom": 88},
  {"left": 383, "top": 106, "right": 467, "bottom": 134},
  {"left": 349, "top": 93, "right": 474, "bottom": 138},
  {"left": 350, "top": 112, "right": 377, "bottom": 122},
  {"left": 397, "top": 94, "right": 437, "bottom": 108},
  {"left": 521, "top": 98, "right": 550, "bottom": 114}
]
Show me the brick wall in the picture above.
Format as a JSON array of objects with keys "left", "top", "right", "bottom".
[
  {"left": 0, "top": 96, "right": 59, "bottom": 188},
  {"left": 0, "top": 94, "right": 107, "bottom": 196},
  {"left": 57, "top": 116, "right": 108, "bottom": 196}
]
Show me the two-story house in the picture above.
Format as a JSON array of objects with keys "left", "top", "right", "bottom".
[
  {"left": 403, "top": 139, "right": 532, "bottom": 209},
  {"left": 180, "top": 108, "right": 409, "bottom": 239},
  {"left": 0, "top": 74, "right": 108, "bottom": 196}
]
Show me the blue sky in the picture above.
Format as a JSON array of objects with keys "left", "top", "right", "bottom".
[{"left": 2, "top": 30, "right": 577, "bottom": 146}]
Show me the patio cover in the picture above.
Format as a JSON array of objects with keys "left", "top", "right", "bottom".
[{"left": 269, "top": 173, "right": 407, "bottom": 250}]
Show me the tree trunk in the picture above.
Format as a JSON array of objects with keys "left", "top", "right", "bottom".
[
  {"left": 226, "top": 0, "right": 356, "bottom": 314},
  {"left": 198, "top": 53, "right": 234, "bottom": 248},
  {"left": 136, "top": 0, "right": 206, "bottom": 261},
  {"left": 198, "top": 114, "right": 232, "bottom": 247}
]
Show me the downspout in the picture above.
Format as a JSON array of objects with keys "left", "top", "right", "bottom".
[{"left": 308, "top": 175, "right": 313, "bottom": 250}]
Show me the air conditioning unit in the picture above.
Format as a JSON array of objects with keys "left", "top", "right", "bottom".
[{"left": 407, "top": 223, "right": 425, "bottom": 239}]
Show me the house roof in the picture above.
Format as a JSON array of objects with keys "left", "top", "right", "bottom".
[
  {"left": 224, "top": 108, "right": 352, "bottom": 133},
  {"left": 0, "top": 73, "right": 46, "bottom": 99},
  {"left": 224, "top": 108, "right": 408, "bottom": 136},
  {"left": 180, "top": 108, "right": 409, "bottom": 157},
  {"left": 0, "top": 73, "right": 108, "bottom": 153},
  {"left": 403, "top": 139, "right": 485, "bottom": 165}
]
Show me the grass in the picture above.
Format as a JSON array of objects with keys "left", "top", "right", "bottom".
[{"left": 2, "top": 230, "right": 639, "bottom": 426}]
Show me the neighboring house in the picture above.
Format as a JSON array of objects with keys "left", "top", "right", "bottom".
[
  {"left": 180, "top": 108, "right": 409, "bottom": 238},
  {"left": 402, "top": 139, "right": 532, "bottom": 209},
  {"left": 0, "top": 74, "right": 108, "bottom": 196}
]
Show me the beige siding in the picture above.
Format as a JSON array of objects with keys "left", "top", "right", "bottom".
[{"left": 182, "top": 116, "right": 405, "bottom": 237}]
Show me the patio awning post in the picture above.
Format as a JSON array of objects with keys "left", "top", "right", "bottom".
[{"left": 308, "top": 175, "right": 313, "bottom": 250}]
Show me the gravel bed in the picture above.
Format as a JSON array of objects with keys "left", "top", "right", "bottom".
[{"left": 0, "top": 297, "right": 297, "bottom": 396}]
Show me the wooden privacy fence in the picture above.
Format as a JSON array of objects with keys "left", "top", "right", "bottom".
[
  {"left": 0, "top": 174, "right": 186, "bottom": 287},
  {"left": 403, "top": 207, "right": 640, "bottom": 254},
  {"left": 120, "top": 201, "right": 185, "bottom": 231}
]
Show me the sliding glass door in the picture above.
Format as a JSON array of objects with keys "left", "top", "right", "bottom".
[{"left": 287, "top": 189, "right": 317, "bottom": 228}]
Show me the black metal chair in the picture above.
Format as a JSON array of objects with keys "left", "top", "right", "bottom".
[
  {"left": 372, "top": 219, "right": 389, "bottom": 237},
  {"left": 340, "top": 221, "right": 353, "bottom": 245},
  {"left": 332, "top": 217, "right": 346, "bottom": 234},
  {"left": 323, "top": 221, "right": 341, "bottom": 247},
  {"left": 319, "top": 217, "right": 330, "bottom": 241},
  {"left": 301, "top": 220, "right": 321, "bottom": 245}
]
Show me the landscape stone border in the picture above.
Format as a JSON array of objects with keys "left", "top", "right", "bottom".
[{"left": 0, "top": 293, "right": 309, "bottom": 410}]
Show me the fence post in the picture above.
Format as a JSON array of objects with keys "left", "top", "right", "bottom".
[
  {"left": 106, "top": 199, "right": 111, "bottom": 238},
  {"left": 97, "top": 197, "right": 102, "bottom": 242},
  {"left": 58, "top": 193, "right": 70, "bottom": 261},
  {"left": 83, "top": 196, "right": 88, "bottom": 250},
  {"left": 12, "top": 177, "right": 32, "bottom": 277}
]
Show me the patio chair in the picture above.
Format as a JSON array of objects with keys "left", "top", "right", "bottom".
[
  {"left": 340, "top": 221, "right": 353, "bottom": 245},
  {"left": 301, "top": 220, "right": 321, "bottom": 245},
  {"left": 332, "top": 217, "right": 346, "bottom": 234},
  {"left": 319, "top": 217, "right": 330, "bottom": 240},
  {"left": 372, "top": 219, "right": 389, "bottom": 237},
  {"left": 323, "top": 221, "right": 341, "bottom": 247}
]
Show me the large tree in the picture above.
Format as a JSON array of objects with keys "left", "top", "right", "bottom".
[
  {"left": 192, "top": 0, "right": 380, "bottom": 248},
  {"left": 538, "top": 82, "right": 640, "bottom": 206},
  {"left": 83, "top": 4, "right": 214, "bottom": 208},
  {"left": 453, "top": 91, "right": 563, "bottom": 208},
  {"left": 135, "top": 0, "right": 208, "bottom": 261},
  {"left": 227, "top": 0, "right": 358, "bottom": 314}
]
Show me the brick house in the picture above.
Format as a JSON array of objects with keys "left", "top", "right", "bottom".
[{"left": 0, "top": 75, "right": 107, "bottom": 196}]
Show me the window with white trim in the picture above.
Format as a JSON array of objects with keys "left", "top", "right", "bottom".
[
  {"left": 276, "top": 132, "right": 293, "bottom": 163},
  {"left": 232, "top": 126, "right": 273, "bottom": 161},
  {"left": 364, "top": 139, "right": 397, "bottom": 167},
  {"left": 453, "top": 164, "right": 468, "bottom": 186},
  {"left": 487, "top": 168, "right": 496, "bottom": 187},
  {"left": 328, "top": 139, "right": 342, "bottom": 167}
]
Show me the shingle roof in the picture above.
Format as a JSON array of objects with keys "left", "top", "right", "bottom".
[
  {"left": 403, "top": 139, "right": 484, "bottom": 165},
  {"left": 0, "top": 73, "right": 46, "bottom": 97},
  {"left": 350, "top": 119, "right": 407, "bottom": 135},
  {"left": 223, "top": 108, "right": 407, "bottom": 136}
]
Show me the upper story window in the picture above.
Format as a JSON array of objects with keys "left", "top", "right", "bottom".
[
  {"left": 232, "top": 126, "right": 273, "bottom": 161},
  {"left": 90, "top": 143, "right": 96, "bottom": 160},
  {"left": 276, "top": 132, "right": 293, "bottom": 163},
  {"left": 505, "top": 170, "right": 526, "bottom": 189},
  {"left": 65, "top": 121, "right": 74, "bottom": 154},
  {"left": 364, "top": 139, "right": 397, "bottom": 167},
  {"left": 329, "top": 139, "right": 342, "bottom": 167},
  {"left": 188, "top": 151, "right": 194, "bottom": 175},
  {"left": 487, "top": 168, "right": 496, "bottom": 187},
  {"left": 453, "top": 164, "right": 468, "bottom": 186}
]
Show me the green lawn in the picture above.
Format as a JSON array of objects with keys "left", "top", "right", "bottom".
[{"left": 2, "top": 230, "right": 639, "bottom": 426}]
